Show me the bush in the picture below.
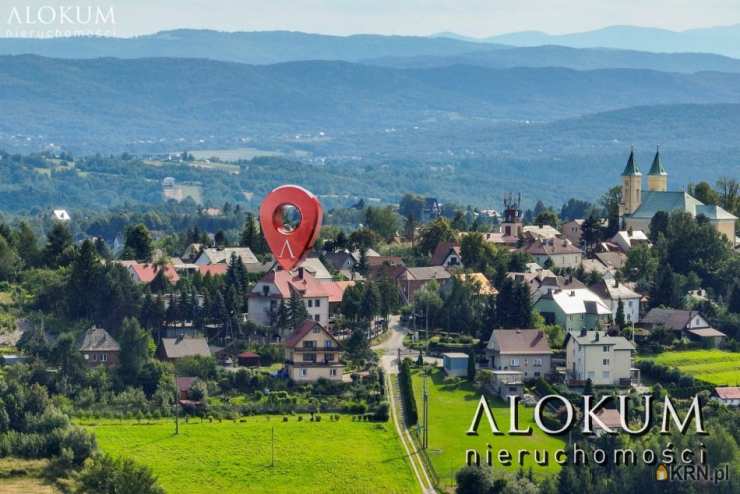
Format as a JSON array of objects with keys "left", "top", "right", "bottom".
[
  {"left": 373, "top": 402, "right": 390, "bottom": 422},
  {"left": 398, "top": 359, "right": 418, "bottom": 426},
  {"left": 75, "top": 453, "right": 164, "bottom": 494}
]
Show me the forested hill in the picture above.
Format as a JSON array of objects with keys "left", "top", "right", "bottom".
[{"left": 3, "top": 55, "right": 740, "bottom": 152}]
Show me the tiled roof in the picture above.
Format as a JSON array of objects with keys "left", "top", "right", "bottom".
[
  {"left": 431, "top": 242, "right": 460, "bottom": 266},
  {"left": 455, "top": 273, "right": 497, "bottom": 295},
  {"left": 594, "top": 252, "right": 627, "bottom": 270},
  {"left": 715, "top": 387, "right": 740, "bottom": 400},
  {"left": 129, "top": 263, "right": 180, "bottom": 284},
  {"left": 175, "top": 377, "right": 197, "bottom": 392},
  {"left": 79, "top": 326, "right": 120, "bottom": 352},
  {"left": 284, "top": 320, "right": 340, "bottom": 349},
  {"left": 687, "top": 327, "right": 726, "bottom": 338},
  {"left": 198, "top": 247, "right": 258, "bottom": 265},
  {"left": 323, "top": 280, "right": 354, "bottom": 303},
  {"left": 254, "top": 269, "right": 330, "bottom": 299},
  {"left": 488, "top": 329, "right": 551, "bottom": 354},
  {"left": 521, "top": 238, "right": 582, "bottom": 256},
  {"left": 401, "top": 266, "right": 451, "bottom": 281},
  {"left": 590, "top": 279, "right": 640, "bottom": 301},
  {"left": 198, "top": 264, "right": 229, "bottom": 277},
  {"left": 639, "top": 308, "right": 699, "bottom": 331},
  {"left": 160, "top": 337, "right": 211, "bottom": 359},
  {"left": 540, "top": 288, "right": 611, "bottom": 316}
]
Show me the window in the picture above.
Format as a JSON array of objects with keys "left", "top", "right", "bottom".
[
  {"left": 534, "top": 372, "right": 541, "bottom": 377},
  {"left": 534, "top": 358, "right": 543, "bottom": 367},
  {"left": 270, "top": 300, "right": 277, "bottom": 310},
  {"left": 300, "top": 368, "right": 308, "bottom": 376},
  {"left": 303, "top": 340, "right": 316, "bottom": 348},
  {"left": 511, "top": 358, "right": 520, "bottom": 367},
  {"left": 325, "top": 340, "right": 333, "bottom": 348},
  {"left": 602, "top": 371, "right": 610, "bottom": 379},
  {"left": 101, "top": 353, "right": 108, "bottom": 362},
  {"left": 315, "top": 299, "right": 320, "bottom": 308},
  {"left": 329, "top": 369, "right": 337, "bottom": 377},
  {"left": 325, "top": 353, "right": 334, "bottom": 362},
  {"left": 587, "top": 371, "right": 595, "bottom": 379},
  {"left": 92, "top": 353, "right": 98, "bottom": 361},
  {"left": 303, "top": 353, "right": 316, "bottom": 362},
  {"left": 602, "top": 345, "right": 609, "bottom": 352},
  {"left": 314, "top": 314, "right": 320, "bottom": 322},
  {"left": 602, "top": 359, "right": 609, "bottom": 366},
  {"left": 313, "top": 326, "right": 320, "bottom": 333},
  {"left": 307, "top": 300, "right": 313, "bottom": 308}
]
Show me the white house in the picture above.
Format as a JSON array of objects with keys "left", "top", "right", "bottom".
[
  {"left": 284, "top": 320, "right": 344, "bottom": 382},
  {"left": 610, "top": 230, "right": 650, "bottom": 252},
  {"left": 589, "top": 279, "right": 641, "bottom": 324},
  {"left": 52, "top": 209, "right": 71, "bottom": 222},
  {"left": 565, "top": 330, "right": 635, "bottom": 386},
  {"left": 714, "top": 387, "right": 740, "bottom": 407},
  {"left": 534, "top": 287, "right": 612, "bottom": 332},
  {"left": 195, "top": 247, "right": 258, "bottom": 265}
]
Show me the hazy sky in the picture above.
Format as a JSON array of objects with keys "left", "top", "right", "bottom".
[{"left": 2, "top": 0, "right": 740, "bottom": 37}]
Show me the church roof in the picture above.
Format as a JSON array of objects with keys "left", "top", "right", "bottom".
[
  {"left": 628, "top": 191, "right": 736, "bottom": 221},
  {"left": 621, "top": 149, "right": 641, "bottom": 176},
  {"left": 648, "top": 148, "right": 667, "bottom": 176}
]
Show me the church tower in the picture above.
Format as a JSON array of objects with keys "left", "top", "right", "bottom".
[
  {"left": 619, "top": 148, "right": 642, "bottom": 216},
  {"left": 501, "top": 193, "right": 522, "bottom": 237},
  {"left": 647, "top": 146, "right": 667, "bottom": 192}
]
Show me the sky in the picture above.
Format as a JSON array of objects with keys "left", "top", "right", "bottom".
[{"left": 1, "top": 0, "right": 740, "bottom": 38}]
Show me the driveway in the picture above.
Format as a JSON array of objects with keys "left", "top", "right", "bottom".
[{"left": 373, "top": 316, "right": 440, "bottom": 374}]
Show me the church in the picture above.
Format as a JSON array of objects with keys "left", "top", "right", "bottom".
[{"left": 619, "top": 148, "right": 736, "bottom": 241}]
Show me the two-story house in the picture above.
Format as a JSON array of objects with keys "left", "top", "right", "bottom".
[
  {"left": 564, "top": 330, "right": 635, "bottom": 386},
  {"left": 589, "top": 279, "right": 641, "bottom": 325},
  {"left": 486, "top": 329, "right": 552, "bottom": 379},
  {"left": 284, "top": 320, "right": 344, "bottom": 382},
  {"left": 78, "top": 326, "right": 120, "bottom": 368},
  {"left": 430, "top": 242, "right": 463, "bottom": 268},
  {"left": 534, "top": 287, "right": 611, "bottom": 332},
  {"left": 519, "top": 238, "right": 583, "bottom": 269},
  {"left": 248, "top": 268, "right": 331, "bottom": 329}
]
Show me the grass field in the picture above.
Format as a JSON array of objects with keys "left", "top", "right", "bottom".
[
  {"left": 0, "top": 458, "right": 59, "bottom": 494},
  {"left": 411, "top": 369, "right": 565, "bottom": 489},
  {"left": 84, "top": 417, "right": 419, "bottom": 494},
  {"left": 643, "top": 350, "right": 740, "bottom": 385}
]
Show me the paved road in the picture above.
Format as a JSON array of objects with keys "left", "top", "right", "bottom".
[{"left": 373, "top": 316, "right": 441, "bottom": 374}]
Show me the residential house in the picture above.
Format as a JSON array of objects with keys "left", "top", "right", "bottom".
[
  {"left": 444, "top": 273, "right": 497, "bottom": 296},
  {"left": 127, "top": 262, "right": 180, "bottom": 285},
  {"left": 593, "top": 408, "right": 624, "bottom": 435},
  {"left": 534, "top": 288, "right": 611, "bottom": 332},
  {"left": 522, "top": 225, "right": 561, "bottom": 241},
  {"left": 565, "top": 330, "right": 635, "bottom": 386},
  {"left": 519, "top": 238, "right": 583, "bottom": 269},
  {"left": 594, "top": 251, "right": 628, "bottom": 272},
  {"left": 395, "top": 266, "right": 451, "bottom": 304},
  {"left": 247, "top": 268, "right": 331, "bottom": 328},
  {"left": 195, "top": 247, "right": 259, "bottom": 266},
  {"left": 366, "top": 256, "right": 405, "bottom": 281},
  {"left": 714, "top": 387, "right": 740, "bottom": 407},
  {"left": 561, "top": 219, "right": 584, "bottom": 246},
  {"left": 638, "top": 308, "right": 726, "bottom": 346},
  {"left": 175, "top": 377, "right": 198, "bottom": 400},
  {"left": 507, "top": 271, "right": 581, "bottom": 302},
  {"left": 237, "top": 351, "right": 261, "bottom": 367},
  {"left": 421, "top": 197, "right": 442, "bottom": 222},
  {"left": 181, "top": 243, "right": 204, "bottom": 262},
  {"left": 284, "top": 320, "right": 344, "bottom": 382},
  {"left": 325, "top": 250, "right": 357, "bottom": 272},
  {"left": 52, "top": 209, "right": 71, "bottom": 222},
  {"left": 486, "top": 329, "right": 552, "bottom": 379},
  {"left": 296, "top": 257, "right": 333, "bottom": 280},
  {"left": 430, "top": 242, "right": 463, "bottom": 268},
  {"left": 157, "top": 336, "right": 211, "bottom": 361},
  {"left": 590, "top": 279, "right": 641, "bottom": 324},
  {"left": 442, "top": 353, "right": 469, "bottom": 377},
  {"left": 610, "top": 230, "right": 650, "bottom": 252},
  {"left": 78, "top": 326, "right": 120, "bottom": 368}
]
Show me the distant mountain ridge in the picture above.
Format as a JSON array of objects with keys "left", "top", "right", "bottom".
[{"left": 438, "top": 24, "right": 740, "bottom": 58}]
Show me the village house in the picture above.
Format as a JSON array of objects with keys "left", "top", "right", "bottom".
[
  {"left": 78, "top": 326, "right": 120, "bottom": 368},
  {"left": 561, "top": 219, "right": 584, "bottom": 246},
  {"left": 175, "top": 377, "right": 198, "bottom": 401},
  {"left": 714, "top": 387, "right": 740, "bottom": 407},
  {"left": 638, "top": 308, "right": 726, "bottom": 347},
  {"left": 284, "top": 320, "right": 344, "bottom": 382},
  {"left": 365, "top": 256, "right": 405, "bottom": 281},
  {"left": 593, "top": 251, "right": 628, "bottom": 273},
  {"left": 52, "top": 209, "right": 71, "bottom": 222},
  {"left": 610, "top": 230, "right": 650, "bottom": 252},
  {"left": 395, "top": 266, "right": 451, "bottom": 304},
  {"left": 565, "top": 330, "right": 635, "bottom": 386},
  {"left": 443, "top": 272, "right": 497, "bottom": 297},
  {"left": 619, "top": 147, "right": 737, "bottom": 241},
  {"left": 126, "top": 262, "right": 180, "bottom": 285},
  {"left": 430, "top": 242, "right": 463, "bottom": 268},
  {"left": 247, "top": 268, "right": 331, "bottom": 328},
  {"left": 195, "top": 246, "right": 259, "bottom": 266},
  {"left": 522, "top": 224, "right": 561, "bottom": 241},
  {"left": 534, "top": 287, "right": 611, "bottom": 332},
  {"left": 589, "top": 278, "right": 641, "bottom": 324},
  {"left": 519, "top": 238, "right": 583, "bottom": 269},
  {"left": 486, "top": 329, "right": 552, "bottom": 379},
  {"left": 508, "top": 271, "right": 583, "bottom": 302},
  {"left": 157, "top": 335, "right": 211, "bottom": 361}
]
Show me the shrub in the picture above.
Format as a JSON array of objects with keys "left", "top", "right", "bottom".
[{"left": 398, "top": 359, "right": 418, "bottom": 426}]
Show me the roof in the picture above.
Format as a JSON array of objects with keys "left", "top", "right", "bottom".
[
  {"left": 687, "top": 327, "right": 726, "bottom": 338},
  {"left": 488, "top": 329, "right": 551, "bottom": 354},
  {"left": 521, "top": 238, "right": 582, "bottom": 256},
  {"left": 128, "top": 263, "right": 180, "bottom": 284},
  {"left": 590, "top": 279, "right": 640, "bottom": 301},
  {"left": 442, "top": 352, "right": 469, "bottom": 359},
  {"left": 621, "top": 148, "right": 641, "bottom": 176},
  {"left": 611, "top": 230, "right": 649, "bottom": 247},
  {"left": 648, "top": 148, "right": 666, "bottom": 176},
  {"left": 175, "top": 377, "right": 197, "bottom": 392},
  {"left": 455, "top": 273, "right": 497, "bottom": 295},
  {"left": 253, "top": 269, "right": 330, "bottom": 299},
  {"left": 198, "top": 264, "right": 229, "bottom": 277},
  {"left": 238, "top": 351, "right": 259, "bottom": 358},
  {"left": 639, "top": 308, "right": 701, "bottom": 331},
  {"left": 325, "top": 251, "right": 357, "bottom": 270},
  {"left": 581, "top": 258, "right": 610, "bottom": 275},
  {"left": 715, "top": 387, "right": 740, "bottom": 400},
  {"left": 52, "top": 209, "right": 71, "bottom": 221},
  {"left": 366, "top": 256, "right": 404, "bottom": 267},
  {"left": 595, "top": 409, "right": 623, "bottom": 430},
  {"left": 696, "top": 204, "right": 738, "bottom": 220},
  {"left": 198, "top": 247, "right": 258, "bottom": 265},
  {"left": 284, "top": 320, "right": 340, "bottom": 349},
  {"left": 297, "top": 257, "right": 332, "bottom": 280},
  {"left": 431, "top": 242, "right": 461, "bottom": 266},
  {"left": 565, "top": 331, "right": 634, "bottom": 351},
  {"left": 523, "top": 225, "right": 561, "bottom": 240},
  {"left": 628, "top": 191, "right": 703, "bottom": 220},
  {"left": 539, "top": 288, "right": 611, "bottom": 316},
  {"left": 594, "top": 252, "right": 627, "bottom": 270},
  {"left": 401, "top": 266, "right": 451, "bottom": 282},
  {"left": 79, "top": 326, "right": 120, "bottom": 352},
  {"left": 159, "top": 337, "right": 211, "bottom": 359},
  {"left": 322, "top": 280, "right": 354, "bottom": 303}
]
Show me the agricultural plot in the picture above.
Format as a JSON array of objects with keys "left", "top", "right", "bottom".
[
  {"left": 645, "top": 350, "right": 740, "bottom": 385},
  {"left": 84, "top": 417, "right": 418, "bottom": 494},
  {"left": 411, "top": 369, "right": 565, "bottom": 490}
]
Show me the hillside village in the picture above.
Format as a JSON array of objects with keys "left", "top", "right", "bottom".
[{"left": 0, "top": 148, "right": 738, "bottom": 493}]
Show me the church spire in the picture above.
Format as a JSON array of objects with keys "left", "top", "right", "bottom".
[
  {"left": 647, "top": 145, "right": 667, "bottom": 192},
  {"left": 648, "top": 145, "right": 666, "bottom": 176},
  {"left": 621, "top": 146, "right": 641, "bottom": 176}
]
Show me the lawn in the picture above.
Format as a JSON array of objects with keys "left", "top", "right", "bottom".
[
  {"left": 643, "top": 349, "right": 740, "bottom": 385},
  {"left": 0, "top": 458, "right": 59, "bottom": 494},
  {"left": 83, "top": 417, "right": 419, "bottom": 494},
  {"left": 411, "top": 369, "right": 565, "bottom": 489}
]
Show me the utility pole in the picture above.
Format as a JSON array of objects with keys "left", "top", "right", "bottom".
[
  {"left": 422, "top": 371, "right": 429, "bottom": 449},
  {"left": 174, "top": 369, "right": 179, "bottom": 435},
  {"left": 271, "top": 426, "right": 275, "bottom": 467}
]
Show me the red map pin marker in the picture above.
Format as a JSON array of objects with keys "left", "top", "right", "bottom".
[{"left": 259, "top": 185, "right": 323, "bottom": 271}]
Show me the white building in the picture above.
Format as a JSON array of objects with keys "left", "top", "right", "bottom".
[
  {"left": 610, "top": 230, "right": 650, "bottom": 252},
  {"left": 565, "top": 330, "right": 634, "bottom": 386},
  {"left": 195, "top": 247, "right": 258, "bottom": 265},
  {"left": 589, "top": 279, "right": 641, "bottom": 324}
]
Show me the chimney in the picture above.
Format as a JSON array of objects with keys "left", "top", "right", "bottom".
[
  {"left": 580, "top": 328, "right": 587, "bottom": 337},
  {"left": 594, "top": 332, "right": 600, "bottom": 342},
  {"left": 298, "top": 267, "right": 305, "bottom": 279},
  {"left": 570, "top": 290, "right": 575, "bottom": 297},
  {"left": 176, "top": 334, "right": 184, "bottom": 343}
]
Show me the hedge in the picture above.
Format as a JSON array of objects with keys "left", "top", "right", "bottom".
[{"left": 398, "top": 359, "right": 418, "bottom": 426}]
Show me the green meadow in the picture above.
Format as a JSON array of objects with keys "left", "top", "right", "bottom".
[
  {"left": 644, "top": 349, "right": 740, "bottom": 385},
  {"left": 83, "top": 417, "right": 418, "bottom": 494},
  {"left": 411, "top": 369, "right": 565, "bottom": 489}
]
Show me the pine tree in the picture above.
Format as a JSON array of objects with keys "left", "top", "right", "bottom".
[
  {"left": 288, "top": 291, "right": 308, "bottom": 329},
  {"left": 68, "top": 240, "right": 100, "bottom": 319},
  {"left": 44, "top": 222, "right": 74, "bottom": 268},
  {"left": 651, "top": 264, "right": 680, "bottom": 308},
  {"left": 729, "top": 284, "right": 740, "bottom": 314},
  {"left": 615, "top": 298, "right": 626, "bottom": 330}
]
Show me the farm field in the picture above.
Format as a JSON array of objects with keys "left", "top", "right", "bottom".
[
  {"left": 643, "top": 350, "right": 740, "bottom": 385},
  {"left": 411, "top": 369, "right": 565, "bottom": 490},
  {"left": 83, "top": 417, "right": 419, "bottom": 494}
]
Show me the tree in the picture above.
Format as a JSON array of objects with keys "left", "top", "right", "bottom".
[
  {"left": 67, "top": 240, "right": 101, "bottom": 319},
  {"left": 615, "top": 299, "right": 626, "bottom": 330},
  {"left": 74, "top": 453, "right": 164, "bottom": 494},
  {"left": 580, "top": 214, "right": 602, "bottom": 253},
  {"left": 455, "top": 466, "right": 497, "bottom": 494},
  {"left": 690, "top": 181, "right": 720, "bottom": 206},
  {"left": 44, "top": 222, "right": 74, "bottom": 268},
  {"left": 240, "top": 212, "right": 266, "bottom": 254},
  {"left": 648, "top": 211, "right": 669, "bottom": 243},
  {"left": 360, "top": 282, "right": 381, "bottom": 322},
  {"left": 730, "top": 284, "right": 740, "bottom": 314},
  {"left": 288, "top": 291, "right": 308, "bottom": 329},
  {"left": 13, "top": 221, "right": 40, "bottom": 268},
  {"left": 0, "top": 235, "right": 20, "bottom": 282},
  {"left": 583, "top": 378, "right": 593, "bottom": 396},
  {"left": 651, "top": 264, "right": 680, "bottom": 308},
  {"left": 496, "top": 278, "right": 532, "bottom": 328},
  {"left": 418, "top": 218, "right": 455, "bottom": 256},
  {"left": 599, "top": 186, "right": 622, "bottom": 238},
  {"left": 467, "top": 353, "right": 476, "bottom": 380},
  {"left": 534, "top": 209, "right": 558, "bottom": 227},
  {"left": 123, "top": 224, "right": 153, "bottom": 261},
  {"left": 118, "top": 318, "right": 152, "bottom": 385},
  {"left": 560, "top": 198, "right": 593, "bottom": 221},
  {"left": 364, "top": 206, "right": 400, "bottom": 242},
  {"left": 622, "top": 244, "right": 658, "bottom": 282},
  {"left": 460, "top": 232, "right": 494, "bottom": 272}
]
